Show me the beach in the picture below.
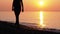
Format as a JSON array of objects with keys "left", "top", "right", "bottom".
[{"left": 0, "top": 21, "right": 60, "bottom": 34}]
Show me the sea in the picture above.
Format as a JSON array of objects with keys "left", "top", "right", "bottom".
[{"left": 0, "top": 11, "right": 60, "bottom": 30}]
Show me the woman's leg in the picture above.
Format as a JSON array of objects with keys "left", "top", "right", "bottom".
[
  {"left": 14, "top": 10, "right": 20, "bottom": 25},
  {"left": 16, "top": 14, "right": 19, "bottom": 24}
]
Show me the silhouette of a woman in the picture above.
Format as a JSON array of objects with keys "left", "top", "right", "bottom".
[{"left": 12, "top": 0, "right": 24, "bottom": 25}]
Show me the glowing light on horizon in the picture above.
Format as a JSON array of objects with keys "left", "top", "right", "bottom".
[
  {"left": 40, "top": 1, "right": 43, "bottom": 5},
  {"left": 39, "top": 1, "right": 44, "bottom": 6}
]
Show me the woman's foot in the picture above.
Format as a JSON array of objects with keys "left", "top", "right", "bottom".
[{"left": 15, "top": 23, "right": 20, "bottom": 27}]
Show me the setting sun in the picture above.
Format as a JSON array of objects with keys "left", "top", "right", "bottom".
[{"left": 40, "top": 1, "right": 44, "bottom": 6}]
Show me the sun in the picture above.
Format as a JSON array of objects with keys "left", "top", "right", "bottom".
[{"left": 39, "top": 1, "right": 44, "bottom": 6}]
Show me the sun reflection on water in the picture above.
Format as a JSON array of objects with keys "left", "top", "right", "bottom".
[{"left": 38, "top": 11, "right": 46, "bottom": 28}]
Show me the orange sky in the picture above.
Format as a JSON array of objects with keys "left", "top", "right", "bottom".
[{"left": 0, "top": 0, "right": 60, "bottom": 11}]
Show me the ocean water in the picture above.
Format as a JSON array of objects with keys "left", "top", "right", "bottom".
[{"left": 0, "top": 11, "right": 60, "bottom": 29}]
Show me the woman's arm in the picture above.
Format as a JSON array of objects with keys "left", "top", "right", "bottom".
[
  {"left": 21, "top": 0, "right": 24, "bottom": 12},
  {"left": 12, "top": 0, "right": 14, "bottom": 11}
]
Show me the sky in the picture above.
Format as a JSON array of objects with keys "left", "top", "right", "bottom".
[{"left": 0, "top": 0, "right": 60, "bottom": 11}]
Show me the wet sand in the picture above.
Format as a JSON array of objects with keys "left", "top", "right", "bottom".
[{"left": 0, "top": 21, "right": 60, "bottom": 34}]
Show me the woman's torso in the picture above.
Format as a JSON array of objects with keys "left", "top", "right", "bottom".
[{"left": 13, "top": 0, "right": 21, "bottom": 8}]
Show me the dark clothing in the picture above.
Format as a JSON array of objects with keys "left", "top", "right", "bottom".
[{"left": 13, "top": 0, "right": 22, "bottom": 11}]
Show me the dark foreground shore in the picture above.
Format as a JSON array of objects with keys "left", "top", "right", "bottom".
[{"left": 0, "top": 21, "right": 60, "bottom": 34}]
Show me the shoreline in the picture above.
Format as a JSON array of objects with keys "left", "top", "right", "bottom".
[{"left": 0, "top": 21, "right": 60, "bottom": 34}]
